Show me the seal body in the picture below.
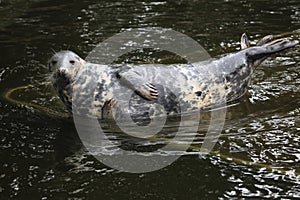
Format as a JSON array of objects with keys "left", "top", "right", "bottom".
[{"left": 48, "top": 34, "right": 298, "bottom": 119}]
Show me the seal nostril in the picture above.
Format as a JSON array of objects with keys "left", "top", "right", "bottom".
[
  {"left": 52, "top": 60, "right": 57, "bottom": 65},
  {"left": 70, "top": 60, "right": 75, "bottom": 65},
  {"left": 59, "top": 69, "right": 67, "bottom": 76}
]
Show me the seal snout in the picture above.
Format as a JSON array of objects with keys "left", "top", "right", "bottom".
[{"left": 57, "top": 68, "right": 69, "bottom": 76}]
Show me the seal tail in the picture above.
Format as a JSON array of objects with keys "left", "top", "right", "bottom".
[{"left": 246, "top": 38, "right": 299, "bottom": 62}]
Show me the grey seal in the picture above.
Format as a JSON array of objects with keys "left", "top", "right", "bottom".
[{"left": 48, "top": 33, "right": 298, "bottom": 119}]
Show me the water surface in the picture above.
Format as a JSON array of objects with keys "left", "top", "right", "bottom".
[{"left": 0, "top": 0, "right": 300, "bottom": 199}]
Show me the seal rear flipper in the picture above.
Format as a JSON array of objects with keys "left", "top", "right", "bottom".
[
  {"left": 116, "top": 70, "right": 158, "bottom": 101},
  {"left": 256, "top": 35, "right": 273, "bottom": 46},
  {"left": 241, "top": 33, "right": 250, "bottom": 49},
  {"left": 246, "top": 38, "right": 299, "bottom": 61}
]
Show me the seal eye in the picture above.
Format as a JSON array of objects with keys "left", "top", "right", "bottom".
[
  {"left": 70, "top": 60, "right": 75, "bottom": 65},
  {"left": 51, "top": 60, "right": 57, "bottom": 65}
]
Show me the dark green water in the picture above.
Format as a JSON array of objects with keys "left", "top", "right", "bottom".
[{"left": 0, "top": 0, "right": 300, "bottom": 199}]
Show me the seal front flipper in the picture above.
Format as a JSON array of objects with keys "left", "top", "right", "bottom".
[{"left": 116, "top": 70, "right": 158, "bottom": 101}]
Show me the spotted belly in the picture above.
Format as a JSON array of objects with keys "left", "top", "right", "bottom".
[{"left": 67, "top": 60, "right": 252, "bottom": 120}]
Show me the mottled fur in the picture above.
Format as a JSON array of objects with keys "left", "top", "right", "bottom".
[{"left": 48, "top": 34, "right": 298, "bottom": 119}]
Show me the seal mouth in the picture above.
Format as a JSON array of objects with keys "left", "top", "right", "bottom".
[
  {"left": 51, "top": 69, "right": 74, "bottom": 84},
  {"left": 52, "top": 70, "right": 74, "bottom": 90},
  {"left": 54, "top": 68, "right": 72, "bottom": 78}
]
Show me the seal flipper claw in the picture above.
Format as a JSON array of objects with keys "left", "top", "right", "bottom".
[
  {"left": 117, "top": 70, "right": 158, "bottom": 101},
  {"left": 136, "top": 82, "right": 158, "bottom": 101}
]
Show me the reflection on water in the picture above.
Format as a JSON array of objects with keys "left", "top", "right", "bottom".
[{"left": 0, "top": 0, "right": 300, "bottom": 199}]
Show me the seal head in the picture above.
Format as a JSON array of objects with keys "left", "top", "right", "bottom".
[
  {"left": 48, "top": 50, "right": 85, "bottom": 110},
  {"left": 48, "top": 50, "right": 84, "bottom": 80}
]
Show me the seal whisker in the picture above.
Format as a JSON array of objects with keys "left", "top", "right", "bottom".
[{"left": 51, "top": 48, "right": 57, "bottom": 55}]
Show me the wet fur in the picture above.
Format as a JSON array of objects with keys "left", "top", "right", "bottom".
[{"left": 48, "top": 34, "right": 298, "bottom": 119}]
